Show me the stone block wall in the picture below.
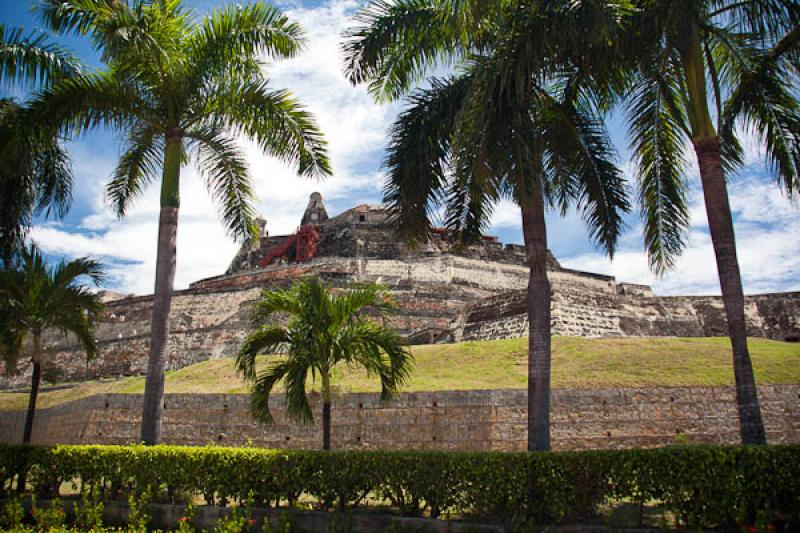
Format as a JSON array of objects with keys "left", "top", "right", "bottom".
[
  {"left": 456, "top": 289, "right": 800, "bottom": 342},
  {"left": 2, "top": 385, "right": 798, "bottom": 450},
  {"left": 3, "top": 253, "right": 798, "bottom": 390}
]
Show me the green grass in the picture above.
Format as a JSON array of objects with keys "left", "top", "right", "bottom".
[{"left": 1, "top": 336, "right": 799, "bottom": 411}]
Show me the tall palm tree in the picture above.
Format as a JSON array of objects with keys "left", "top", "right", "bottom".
[
  {"left": 0, "top": 24, "right": 79, "bottom": 264},
  {"left": 343, "top": 0, "right": 630, "bottom": 451},
  {"left": 618, "top": 0, "right": 800, "bottom": 444},
  {"left": 32, "top": 0, "right": 331, "bottom": 444},
  {"left": 236, "top": 277, "right": 412, "bottom": 450},
  {"left": 0, "top": 244, "right": 103, "bottom": 446}
]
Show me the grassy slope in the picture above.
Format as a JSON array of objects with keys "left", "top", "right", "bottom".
[{"left": 1, "top": 336, "right": 799, "bottom": 411}]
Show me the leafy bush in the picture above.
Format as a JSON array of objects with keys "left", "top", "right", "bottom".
[{"left": 1, "top": 444, "right": 798, "bottom": 530}]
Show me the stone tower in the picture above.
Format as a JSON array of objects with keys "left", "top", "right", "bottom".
[{"left": 301, "top": 192, "right": 329, "bottom": 225}]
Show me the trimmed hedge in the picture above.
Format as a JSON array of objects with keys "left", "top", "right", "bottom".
[{"left": 1, "top": 444, "right": 799, "bottom": 530}]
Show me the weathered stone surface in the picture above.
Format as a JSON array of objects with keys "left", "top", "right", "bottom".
[
  {"left": 1, "top": 385, "right": 798, "bottom": 450},
  {"left": 2, "top": 194, "right": 797, "bottom": 389}
]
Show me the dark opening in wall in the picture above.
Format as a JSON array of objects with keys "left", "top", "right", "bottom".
[{"left": 358, "top": 215, "right": 366, "bottom": 222}]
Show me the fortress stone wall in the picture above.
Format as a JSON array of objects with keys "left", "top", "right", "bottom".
[
  {"left": 2, "top": 194, "right": 798, "bottom": 389},
  {"left": 2, "top": 385, "right": 798, "bottom": 450}
]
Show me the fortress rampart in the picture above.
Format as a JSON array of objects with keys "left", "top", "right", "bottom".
[{"left": 2, "top": 193, "right": 798, "bottom": 389}]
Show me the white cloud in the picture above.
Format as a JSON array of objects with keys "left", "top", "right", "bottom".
[{"left": 562, "top": 173, "right": 800, "bottom": 295}]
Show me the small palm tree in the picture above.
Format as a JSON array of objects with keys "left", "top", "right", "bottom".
[
  {"left": 0, "top": 24, "right": 79, "bottom": 263},
  {"left": 33, "top": 0, "right": 331, "bottom": 444},
  {"left": 236, "top": 277, "right": 413, "bottom": 450},
  {"left": 0, "top": 244, "right": 104, "bottom": 445},
  {"left": 344, "top": 0, "right": 630, "bottom": 451}
]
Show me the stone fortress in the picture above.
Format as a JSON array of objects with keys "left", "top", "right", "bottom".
[
  {"left": 2, "top": 192, "right": 798, "bottom": 388},
  {"left": 2, "top": 193, "right": 799, "bottom": 451}
]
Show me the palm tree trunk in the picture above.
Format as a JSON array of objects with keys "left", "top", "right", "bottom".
[
  {"left": 520, "top": 188, "right": 552, "bottom": 452},
  {"left": 321, "top": 370, "right": 331, "bottom": 451},
  {"left": 22, "top": 362, "right": 41, "bottom": 445},
  {"left": 694, "top": 137, "right": 766, "bottom": 445},
  {"left": 140, "top": 132, "right": 182, "bottom": 445},
  {"left": 18, "top": 333, "right": 42, "bottom": 492}
]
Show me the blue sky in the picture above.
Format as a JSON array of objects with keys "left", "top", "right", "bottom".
[{"left": 3, "top": 0, "right": 799, "bottom": 296}]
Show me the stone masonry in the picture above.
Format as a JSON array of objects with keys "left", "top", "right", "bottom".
[
  {"left": 1, "top": 193, "right": 798, "bottom": 389},
  {"left": 1, "top": 385, "right": 798, "bottom": 450}
]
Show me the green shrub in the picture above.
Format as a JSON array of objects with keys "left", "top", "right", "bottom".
[
  {"left": 1, "top": 498, "right": 24, "bottom": 528},
  {"left": 74, "top": 486, "right": 104, "bottom": 529},
  {"left": 126, "top": 489, "right": 151, "bottom": 532},
  {"left": 31, "top": 496, "right": 67, "bottom": 530},
  {"left": 0, "top": 443, "right": 797, "bottom": 530}
]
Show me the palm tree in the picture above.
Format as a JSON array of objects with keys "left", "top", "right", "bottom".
[
  {"left": 0, "top": 24, "right": 79, "bottom": 263},
  {"left": 618, "top": 0, "right": 800, "bottom": 444},
  {"left": 0, "top": 244, "right": 103, "bottom": 446},
  {"left": 32, "top": 0, "right": 331, "bottom": 444},
  {"left": 236, "top": 277, "right": 412, "bottom": 450},
  {"left": 343, "top": 0, "right": 630, "bottom": 450}
]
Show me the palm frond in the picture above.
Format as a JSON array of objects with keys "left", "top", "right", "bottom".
[
  {"left": 235, "top": 325, "right": 290, "bottom": 380},
  {"left": 187, "top": 127, "right": 258, "bottom": 241},
  {"left": 712, "top": 0, "right": 798, "bottom": 44},
  {"left": 341, "top": 320, "right": 412, "bottom": 402},
  {"left": 107, "top": 123, "right": 162, "bottom": 217},
  {"left": 627, "top": 72, "right": 691, "bottom": 274},
  {"left": 0, "top": 24, "right": 80, "bottom": 88},
  {"left": 249, "top": 360, "right": 291, "bottom": 425},
  {"left": 444, "top": 60, "right": 510, "bottom": 243},
  {"left": 203, "top": 79, "right": 330, "bottom": 179},
  {"left": 541, "top": 90, "right": 630, "bottom": 257},
  {"left": 51, "top": 256, "right": 105, "bottom": 288},
  {"left": 36, "top": 0, "right": 169, "bottom": 67},
  {"left": 332, "top": 283, "right": 392, "bottom": 327},
  {"left": 189, "top": 1, "right": 304, "bottom": 66},
  {"left": 342, "top": 0, "right": 468, "bottom": 101},
  {"left": 282, "top": 354, "right": 314, "bottom": 424},
  {"left": 383, "top": 75, "right": 471, "bottom": 245},
  {"left": 0, "top": 100, "right": 74, "bottom": 261},
  {"left": 722, "top": 39, "right": 800, "bottom": 197},
  {"left": 251, "top": 288, "right": 304, "bottom": 325},
  {"left": 28, "top": 71, "right": 154, "bottom": 137}
]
